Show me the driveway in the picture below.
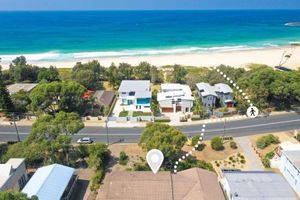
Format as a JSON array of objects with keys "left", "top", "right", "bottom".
[{"left": 235, "top": 136, "right": 264, "bottom": 170}]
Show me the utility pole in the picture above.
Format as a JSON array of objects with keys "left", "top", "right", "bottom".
[
  {"left": 222, "top": 118, "right": 226, "bottom": 139},
  {"left": 11, "top": 113, "right": 20, "bottom": 142}
]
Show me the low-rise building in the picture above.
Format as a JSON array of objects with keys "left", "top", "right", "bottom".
[
  {"left": 271, "top": 142, "right": 300, "bottom": 197},
  {"left": 118, "top": 80, "right": 151, "bottom": 112},
  {"left": 214, "top": 83, "right": 234, "bottom": 107},
  {"left": 196, "top": 82, "right": 234, "bottom": 109},
  {"left": 196, "top": 82, "right": 217, "bottom": 109},
  {"left": 97, "top": 168, "right": 225, "bottom": 200},
  {"left": 7, "top": 83, "right": 38, "bottom": 95},
  {"left": 221, "top": 170, "right": 298, "bottom": 200},
  {"left": 22, "top": 164, "right": 77, "bottom": 200},
  {"left": 93, "top": 90, "right": 116, "bottom": 108},
  {"left": 0, "top": 158, "right": 28, "bottom": 191},
  {"left": 157, "top": 83, "right": 194, "bottom": 113}
]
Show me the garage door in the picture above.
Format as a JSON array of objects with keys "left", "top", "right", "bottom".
[{"left": 162, "top": 107, "right": 173, "bottom": 113}]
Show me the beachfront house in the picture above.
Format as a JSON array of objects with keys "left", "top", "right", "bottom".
[
  {"left": 271, "top": 142, "right": 300, "bottom": 197},
  {"left": 196, "top": 82, "right": 217, "bottom": 109},
  {"left": 157, "top": 83, "right": 194, "bottom": 113},
  {"left": 214, "top": 83, "right": 234, "bottom": 107},
  {"left": 221, "top": 170, "right": 298, "bottom": 200},
  {"left": 196, "top": 82, "right": 234, "bottom": 109},
  {"left": 118, "top": 80, "right": 151, "bottom": 112}
]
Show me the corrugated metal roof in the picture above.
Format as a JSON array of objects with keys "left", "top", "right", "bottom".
[
  {"left": 196, "top": 82, "right": 217, "bottom": 97},
  {"left": 22, "top": 164, "right": 75, "bottom": 200},
  {"left": 223, "top": 171, "right": 298, "bottom": 199}
]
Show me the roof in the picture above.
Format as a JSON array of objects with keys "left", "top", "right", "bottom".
[
  {"left": 158, "top": 84, "right": 194, "bottom": 102},
  {"left": 196, "top": 82, "right": 217, "bottom": 97},
  {"left": 118, "top": 80, "right": 150, "bottom": 93},
  {"left": 97, "top": 168, "right": 225, "bottom": 200},
  {"left": 223, "top": 171, "right": 298, "bottom": 200},
  {"left": 22, "top": 164, "right": 75, "bottom": 200},
  {"left": 283, "top": 150, "right": 300, "bottom": 171},
  {"left": 0, "top": 158, "right": 25, "bottom": 188},
  {"left": 94, "top": 90, "right": 116, "bottom": 106},
  {"left": 279, "top": 142, "right": 300, "bottom": 151},
  {"left": 7, "top": 83, "right": 38, "bottom": 95},
  {"left": 214, "top": 83, "right": 233, "bottom": 94}
]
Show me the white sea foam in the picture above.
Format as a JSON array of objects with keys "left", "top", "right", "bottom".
[{"left": 0, "top": 45, "right": 272, "bottom": 63}]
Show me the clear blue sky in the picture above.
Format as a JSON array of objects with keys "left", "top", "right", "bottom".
[{"left": 0, "top": 0, "right": 300, "bottom": 11}]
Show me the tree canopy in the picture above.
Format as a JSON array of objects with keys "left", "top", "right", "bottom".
[
  {"left": 0, "top": 66, "right": 14, "bottom": 114},
  {"left": 29, "top": 81, "right": 87, "bottom": 114},
  {"left": 0, "top": 191, "right": 38, "bottom": 200},
  {"left": 139, "top": 123, "right": 187, "bottom": 161}
]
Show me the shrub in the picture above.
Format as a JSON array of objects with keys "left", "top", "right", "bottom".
[
  {"left": 256, "top": 134, "right": 280, "bottom": 149},
  {"left": 119, "top": 151, "right": 129, "bottom": 165},
  {"left": 133, "top": 163, "right": 151, "bottom": 171},
  {"left": 90, "top": 169, "right": 104, "bottom": 192},
  {"left": 219, "top": 107, "right": 229, "bottom": 113},
  {"left": 241, "top": 159, "right": 246, "bottom": 164},
  {"left": 177, "top": 158, "right": 213, "bottom": 171},
  {"left": 211, "top": 136, "right": 224, "bottom": 151},
  {"left": 119, "top": 111, "right": 129, "bottom": 117},
  {"left": 154, "top": 118, "right": 171, "bottom": 123},
  {"left": 191, "top": 136, "right": 206, "bottom": 151},
  {"left": 230, "top": 141, "right": 238, "bottom": 149},
  {"left": 296, "top": 133, "right": 300, "bottom": 142},
  {"left": 262, "top": 151, "right": 275, "bottom": 168},
  {"left": 132, "top": 111, "right": 152, "bottom": 117}
]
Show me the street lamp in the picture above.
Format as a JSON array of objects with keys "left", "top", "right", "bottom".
[{"left": 10, "top": 113, "right": 20, "bottom": 142}]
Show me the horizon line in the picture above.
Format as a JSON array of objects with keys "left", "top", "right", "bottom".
[{"left": 1, "top": 8, "right": 300, "bottom": 12}]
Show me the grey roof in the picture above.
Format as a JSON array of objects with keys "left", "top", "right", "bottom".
[
  {"left": 118, "top": 80, "right": 150, "bottom": 93},
  {"left": 196, "top": 82, "right": 217, "bottom": 97},
  {"left": 214, "top": 83, "right": 233, "bottom": 94},
  {"left": 284, "top": 150, "right": 300, "bottom": 171},
  {"left": 7, "top": 83, "right": 38, "bottom": 95},
  {"left": 94, "top": 90, "right": 116, "bottom": 106},
  {"left": 135, "top": 91, "right": 152, "bottom": 98},
  {"left": 223, "top": 171, "right": 298, "bottom": 200}
]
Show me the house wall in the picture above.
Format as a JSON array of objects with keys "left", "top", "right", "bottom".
[
  {"left": 217, "top": 92, "right": 233, "bottom": 107},
  {"left": 220, "top": 178, "right": 233, "bottom": 200},
  {"left": 0, "top": 161, "right": 28, "bottom": 191},
  {"left": 181, "top": 100, "right": 193, "bottom": 113},
  {"left": 279, "top": 154, "right": 300, "bottom": 197},
  {"left": 200, "top": 95, "right": 216, "bottom": 108}
]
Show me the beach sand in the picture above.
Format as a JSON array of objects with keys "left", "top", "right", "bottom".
[{"left": 1, "top": 46, "right": 300, "bottom": 70}]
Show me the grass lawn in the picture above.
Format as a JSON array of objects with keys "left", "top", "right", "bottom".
[
  {"left": 119, "top": 111, "right": 129, "bottom": 117},
  {"left": 132, "top": 111, "right": 152, "bottom": 117}
]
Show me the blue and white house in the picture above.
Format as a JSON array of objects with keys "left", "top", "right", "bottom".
[
  {"left": 271, "top": 142, "right": 300, "bottom": 197},
  {"left": 118, "top": 80, "right": 151, "bottom": 112}
]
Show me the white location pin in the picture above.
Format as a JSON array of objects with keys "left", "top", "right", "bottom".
[{"left": 146, "top": 149, "right": 164, "bottom": 174}]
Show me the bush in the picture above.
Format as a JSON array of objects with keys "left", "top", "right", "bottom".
[
  {"left": 90, "top": 169, "right": 104, "bottom": 192},
  {"left": 219, "top": 107, "right": 229, "bottom": 113},
  {"left": 211, "top": 137, "right": 224, "bottom": 151},
  {"left": 241, "top": 159, "right": 246, "bottom": 164},
  {"left": 154, "top": 118, "right": 171, "bottom": 123},
  {"left": 119, "top": 111, "right": 129, "bottom": 117},
  {"left": 177, "top": 158, "right": 213, "bottom": 171},
  {"left": 296, "top": 133, "right": 300, "bottom": 142},
  {"left": 133, "top": 163, "right": 151, "bottom": 171},
  {"left": 256, "top": 134, "right": 280, "bottom": 149},
  {"left": 262, "top": 151, "right": 275, "bottom": 168},
  {"left": 119, "top": 151, "right": 129, "bottom": 165},
  {"left": 230, "top": 141, "right": 238, "bottom": 149},
  {"left": 180, "top": 118, "right": 188, "bottom": 122}
]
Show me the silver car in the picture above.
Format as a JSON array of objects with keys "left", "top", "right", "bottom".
[{"left": 77, "top": 137, "right": 94, "bottom": 144}]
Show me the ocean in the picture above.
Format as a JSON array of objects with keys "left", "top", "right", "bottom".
[{"left": 0, "top": 10, "right": 300, "bottom": 63}]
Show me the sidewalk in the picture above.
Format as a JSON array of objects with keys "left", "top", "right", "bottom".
[{"left": 235, "top": 136, "right": 264, "bottom": 170}]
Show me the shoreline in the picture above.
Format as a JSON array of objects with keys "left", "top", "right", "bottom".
[{"left": 1, "top": 46, "right": 300, "bottom": 69}]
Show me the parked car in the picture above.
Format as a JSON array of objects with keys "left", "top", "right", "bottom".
[{"left": 77, "top": 137, "right": 94, "bottom": 144}]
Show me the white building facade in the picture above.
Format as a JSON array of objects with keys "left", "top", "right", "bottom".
[{"left": 157, "top": 84, "right": 194, "bottom": 113}]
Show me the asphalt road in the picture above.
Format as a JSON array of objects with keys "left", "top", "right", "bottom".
[{"left": 0, "top": 113, "right": 300, "bottom": 143}]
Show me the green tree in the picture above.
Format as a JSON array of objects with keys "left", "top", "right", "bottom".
[
  {"left": 88, "top": 143, "right": 110, "bottom": 170},
  {"left": 38, "top": 66, "right": 60, "bottom": 82},
  {"left": 171, "top": 65, "right": 187, "bottom": 83},
  {"left": 192, "top": 98, "right": 206, "bottom": 119},
  {"left": 106, "top": 63, "right": 120, "bottom": 88},
  {"left": 139, "top": 123, "right": 187, "bottom": 161},
  {"left": 11, "top": 91, "right": 31, "bottom": 113},
  {"left": 118, "top": 63, "right": 134, "bottom": 80},
  {"left": 0, "top": 191, "right": 38, "bottom": 200},
  {"left": 211, "top": 136, "right": 224, "bottom": 151},
  {"left": 134, "top": 62, "right": 151, "bottom": 80},
  {"left": 0, "top": 66, "right": 14, "bottom": 114},
  {"left": 29, "top": 81, "right": 87, "bottom": 114}
]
